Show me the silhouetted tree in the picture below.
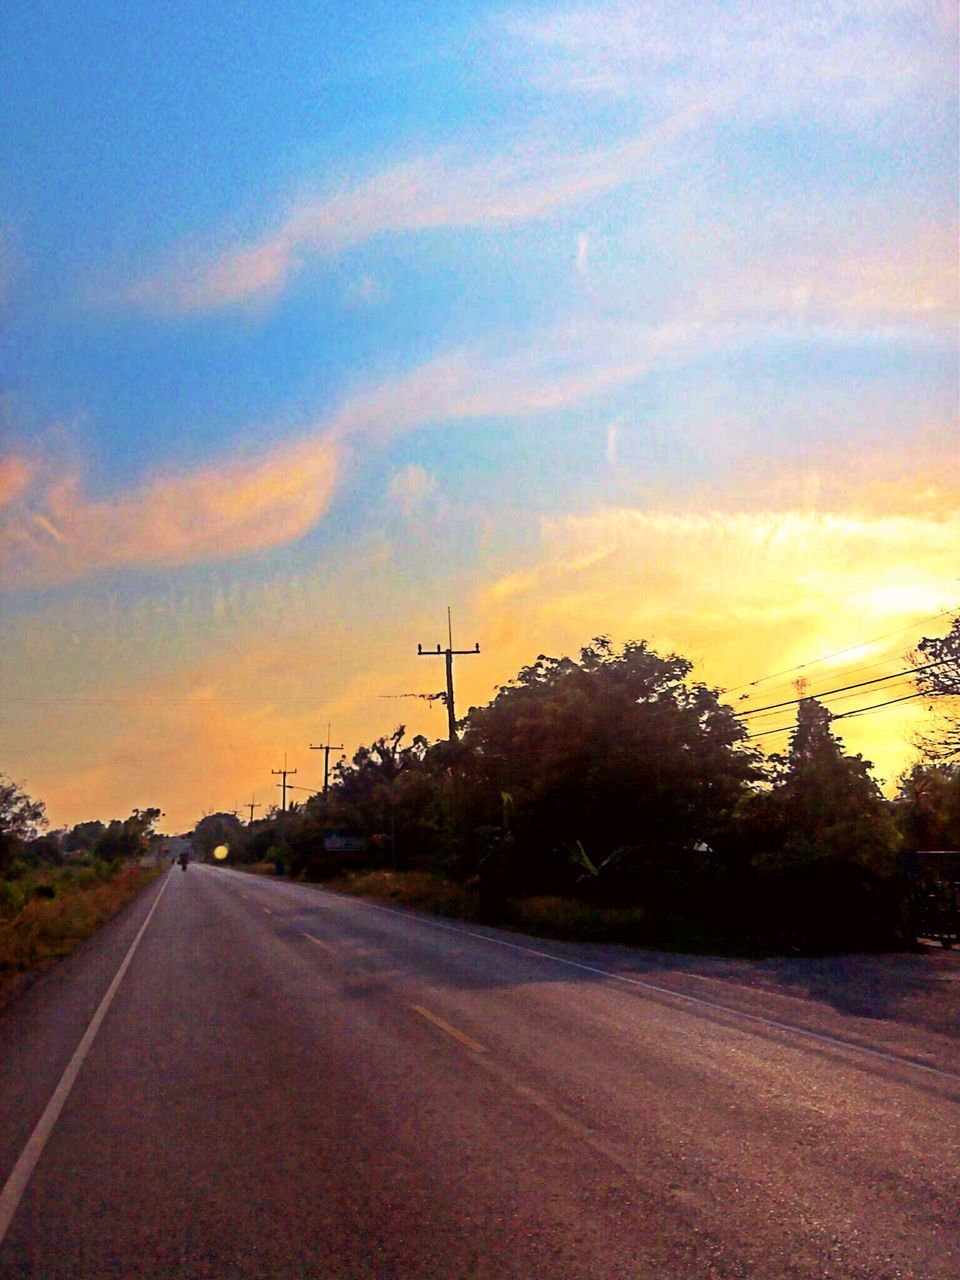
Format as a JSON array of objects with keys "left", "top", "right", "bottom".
[
  {"left": 736, "top": 699, "right": 903, "bottom": 947},
  {"left": 915, "top": 614, "right": 960, "bottom": 759},
  {"left": 63, "top": 820, "right": 106, "bottom": 854},
  {"left": 193, "top": 812, "right": 245, "bottom": 861},
  {"left": 0, "top": 774, "right": 47, "bottom": 874},
  {"left": 93, "top": 808, "right": 162, "bottom": 863},
  {"left": 332, "top": 727, "right": 435, "bottom": 866},
  {"left": 895, "top": 761, "right": 960, "bottom": 850},
  {"left": 461, "top": 638, "right": 758, "bottom": 897},
  {"left": 742, "top": 699, "right": 900, "bottom": 873}
]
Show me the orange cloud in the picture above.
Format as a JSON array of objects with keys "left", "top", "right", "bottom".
[
  {"left": 0, "top": 456, "right": 32, "bottom": 508},
  {"left": 0, "top": 436, "right": 341, "bottom": 588}
]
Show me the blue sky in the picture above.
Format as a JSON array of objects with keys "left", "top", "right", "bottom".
[{"left": 1, "top": 1, "right": 957, "bottom": 829}]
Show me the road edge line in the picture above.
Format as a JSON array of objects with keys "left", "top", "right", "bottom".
[
  {"left": 315, "top": 892, "right": 960, "bottom": 1087},
  {"left": 0, "top": 869, "right": 173, "bottom": 1245}
]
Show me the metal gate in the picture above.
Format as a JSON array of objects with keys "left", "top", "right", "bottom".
[{"left": 902, "top": 850, "right": 960, "bottom": 947}]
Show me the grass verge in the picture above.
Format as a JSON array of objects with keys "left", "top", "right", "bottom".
[
  {"left": 327, "top": 870, "right": 482, "bottom": 921},
  {"left": 323, "top": 869, "right": 773, "bottom": 955},
  {"left": 324, "top": 871, "right": 648, "bottom": 942},
  {"left": 0, "top": 863, "right": 160, "bottom": 1000}
]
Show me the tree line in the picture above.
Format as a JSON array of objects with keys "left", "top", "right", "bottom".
[
  {"left": 0, "top": 789, "right": 163, "bottom": 880},
  {"left": 3, "top": 617, "right": 956, "bottom": 951},
  {"left": 190, "top": 626, "right": 960, "bottom": 952}
]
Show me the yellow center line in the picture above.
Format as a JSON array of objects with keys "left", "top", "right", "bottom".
[
  {"left": 409, "top": 1004, "right": 487, "bottom": 1054},
  {"left": 301, "top": 931, "right": 338, "bottom": 956}
]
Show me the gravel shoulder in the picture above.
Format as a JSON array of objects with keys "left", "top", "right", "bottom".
[{"left": 571, "top": 940, "right": 960, "bottom": 1076}]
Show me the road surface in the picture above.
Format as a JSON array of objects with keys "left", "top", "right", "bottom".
[{"left": 0, "top": 863, "right": 957, "bottom": 1278}]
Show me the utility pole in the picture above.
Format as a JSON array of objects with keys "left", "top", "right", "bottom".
[
  {"left": 245, "top": 794, "right": 261, "bottom": 824},
  {"left": 272, "top": 756, "right": 297, "bottom": 813},
  {"left": 417, "top": 607, "right": 480, "bottom": 741},
  {"left": 309, "top": 724, "right": 343, "bottom": 797}
]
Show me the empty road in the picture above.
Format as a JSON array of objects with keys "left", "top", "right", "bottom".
[{"left": 0, "top": 863, "right": 957, "bottom": 1278}]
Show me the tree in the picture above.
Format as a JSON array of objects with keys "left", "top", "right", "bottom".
[
  {"left": 63, "top": 820, "right": 106, "bottom": 854},
  {"left": 93, "top": 807, "right": 162, "bottom": 863},
  {"left": 461, "top": 638, "right": 758, "bottom": 897},
  {"left": 737, "top": 698, "right": 903, "bottom": 948},
  {"left": 914, "top": 614, "right": 960, "bottom": 759},
  {"left": 331, "top": 727, "right": 434, "bottom": 867},
  {"left": 754, "top": 698, "right": 901, "bottom": 874},
  {"left": 895, "top": 761, "right": 960, "bottom": 850},
  {"left": 193, "top": 812, "right": 244, "bottom": 862},
  {"left": 0, "top": 774, "right": 47, "bottom": 874}
]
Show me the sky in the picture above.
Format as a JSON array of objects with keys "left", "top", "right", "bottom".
[{"left": 1, "top": 0, "right": 957, "bottom": 834}]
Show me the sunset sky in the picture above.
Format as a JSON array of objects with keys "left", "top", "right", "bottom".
[{"left": 1, "top": 1, "right": 957, "bottom": 834}]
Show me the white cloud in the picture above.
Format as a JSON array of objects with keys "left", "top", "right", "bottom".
[
  {"left": 387, "top": 464, "right": 438, "bottom": 517},
  {"left": 605, "top": 416, "right": 622, "bottom": 464},
  {"left": 344, "top": 273, "right": 390, "bottom": 308},
  {"left": 125, "top": 108, "right": 704, "bottom": 313},
  {"left": 7, "top": 215, "right": 953, "bottom": 592},
  {"left": 575, "top": 233, "right": 590, "bottom": 276},
  {"left": 503, "top": 1, "right": 950, "bottom": 125}
]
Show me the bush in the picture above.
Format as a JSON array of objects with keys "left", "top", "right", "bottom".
[
  {"left": 0, "top": 880, "right": 25, "bottom": 920},
  {"left": 509, "top": 895, "right": 649, "bottom": 944},
  {"left": 0, "top": 865, "right": 158, "bottom": 984}
]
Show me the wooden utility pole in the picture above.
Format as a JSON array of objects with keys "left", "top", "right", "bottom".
[
  {"left": 271, "top": 757, "right": 297, "bottom": 814},
  {"left": 417, "top": 608, "right": 480, "bottom": 741},
  {"left": 309, "top": 724, "right": 343, "bottom": 797},
  {"left": 245, "top": 795, "right": 261, "bottom": 824}
]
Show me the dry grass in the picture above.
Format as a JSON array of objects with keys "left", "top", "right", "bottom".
[
  {"left": 328, "top": 871, "right": 654, "bottom": 944},
  {"left": 0, "top": 864, "right": 159, "bottom": 993},
  {"left": 329, "top": 869, "right": 482, "bottom": 921},
  {"left": 509, "top": 895, "right": 649, "bottom": 944}
]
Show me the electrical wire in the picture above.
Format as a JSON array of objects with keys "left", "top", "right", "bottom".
[
  {"left": 743, "top": 691, "right": 928, "bottom": 741},
  {"left": 737, "top": 659, "right": 946, "bottom": 718},
  {"left": 721, "top": 604, "right": 957, "bottom": 697}
]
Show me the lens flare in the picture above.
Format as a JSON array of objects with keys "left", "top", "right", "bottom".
[{"left": 213, "top": 844, "right": 229, "bottom": 861}]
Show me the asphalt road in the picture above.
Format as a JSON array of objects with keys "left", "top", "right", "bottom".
[{"left": 0, "top": 863, "right": 957, "bottom": 1279}]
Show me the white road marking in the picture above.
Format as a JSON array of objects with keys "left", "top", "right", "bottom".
[
  {"left": 410, "top": 1004, "right": 487, "bottom": 1053},
  {"left": 322, "top": 896, "right": 960, "bottom": 1087},
  {"left": 205, "top": 867, "right": 960, "bottom": 1087},
  {"left": 301, "top": 932, "right": 338, "bottom": 956},
  {"left": 0, "top": 870, "right": 173, "bottom": 1245}
]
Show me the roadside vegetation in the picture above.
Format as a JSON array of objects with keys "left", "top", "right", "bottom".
[
  {"left": 0, "top": 781, "right": 163, "bottom": 998},
  {"left": 200, "top": 627, "right": 960, "bottom": 955},
  {"left": 0, "top": 862, "right": 159, "bottom": 994},
  {"left": 8, "top": 620, "right": 954, "bottom": 966}
]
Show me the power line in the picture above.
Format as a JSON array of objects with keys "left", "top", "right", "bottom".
[
  {"left": 742, "top": 691, "right": 926, "bottom": 742},
  {"left": 738, "top": 660, "right": 947, "bottom": 718},
  {"left": 768, "top": 676, "right": 919, "bottom": 715},
  {"left": 721, "top": 604, "right": 958, "bottom": 697}
]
